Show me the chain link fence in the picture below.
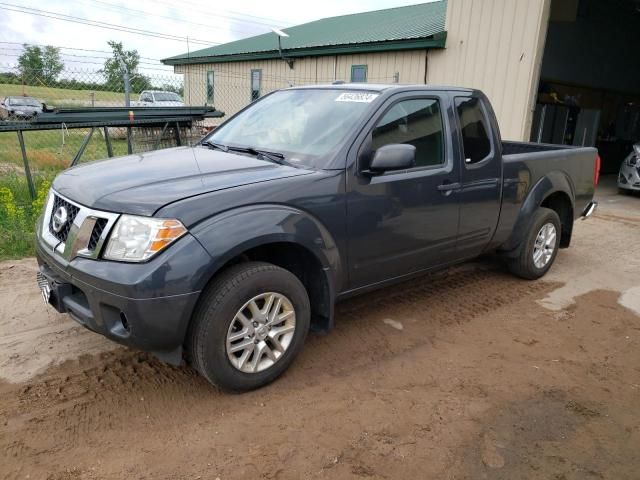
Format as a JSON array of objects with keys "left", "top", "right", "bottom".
[{"left": 0, "top": 62, "right": 403, "bottom": 258}]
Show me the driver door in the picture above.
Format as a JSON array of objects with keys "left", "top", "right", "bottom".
[{"left": 346, "top": 93, "right": 460, "bottom": 289}]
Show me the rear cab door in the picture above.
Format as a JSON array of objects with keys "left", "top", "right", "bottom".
[{"left": 452, "top": 92, "right": 503, "bottom": 258}]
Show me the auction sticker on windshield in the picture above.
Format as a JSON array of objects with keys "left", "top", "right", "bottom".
[{"left": 335, "top": 92, "right": 379, "bottom": 103}]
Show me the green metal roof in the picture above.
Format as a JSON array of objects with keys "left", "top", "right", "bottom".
[{"left": 162, "top": 1, "right": 447, "bottom": 65}]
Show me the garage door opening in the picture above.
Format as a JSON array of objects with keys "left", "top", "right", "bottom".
[{"left": 531, "top": 0, "right": 640, "bottom": 174}]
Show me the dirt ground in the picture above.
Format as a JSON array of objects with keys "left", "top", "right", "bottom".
[{"left": 1, "top": 176, "right": 639, "bottom": 480}]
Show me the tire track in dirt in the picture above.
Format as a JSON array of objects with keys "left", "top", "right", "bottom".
[{"left": 0, "top": 263, "right": 555, "bottom": 477}]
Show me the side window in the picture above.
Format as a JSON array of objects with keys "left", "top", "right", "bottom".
[
  {"left": 250, "top": 69, "right": 261, "bottom": 101},
  {"left": 455, "top": 97, "right": 491, "bottom": 164},
  {"left": 351, "top": 65, "right": 367, "bottom": 83},
  {"left": 371, "top": 98, "right": 444, "bottom": 168},
  {"left": 206, "top": 71, "right": 214, "bottom": 104}
]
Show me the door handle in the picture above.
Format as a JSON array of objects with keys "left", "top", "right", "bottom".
[{"left": 437, "top": 182, "right": 461, "bottom": 192}]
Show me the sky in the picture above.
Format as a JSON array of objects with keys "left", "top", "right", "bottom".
[{"left": 0, "top": 0, "right": 429, "bottom": 78}]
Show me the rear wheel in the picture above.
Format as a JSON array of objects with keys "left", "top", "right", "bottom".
[
  {"left": 508, "top": 207, "right": 561, "bottom": 280},
  {"left": 188, "top": 262, "right": 310, "bottom": 391}
]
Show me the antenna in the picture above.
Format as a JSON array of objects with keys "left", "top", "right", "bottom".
[
  {"left": 186, "top": 36, "right": 191, "bottom": 106},
  {"left": 272, "top": 27, "right": 294, "bottom": 70}
]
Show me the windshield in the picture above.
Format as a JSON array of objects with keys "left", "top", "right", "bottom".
[
  {"left": 9, "top": 97, "right": 40, "bottom": 107},
  {"left": 205, "top": 88, "right": 379, "bottom": 167},
  {"left": 153, "top": 92, "right": 182, "bottom": 102}
]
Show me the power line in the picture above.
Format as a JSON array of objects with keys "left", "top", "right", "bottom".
[
  {"left": 140, "top": 0, "right": 291, "bottom": 27},
  {"left": 0, "top": 41, "right": 161, "bottom": 61},
  {"left": 0, "top": 3, "right": 221, "bottom": 46},
  {"left": 79, "top": 0, "right": 280, "bottom": 36},
  {"left": 0, "top": 47, "right": 169, "bottom": 68},
  {"left": 0, "top": 52, "right": 177, "bottom": 73}
]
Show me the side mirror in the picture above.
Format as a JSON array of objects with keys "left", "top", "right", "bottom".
[{"left": 367, "top": 144, "right": 416, "bottom": 174}]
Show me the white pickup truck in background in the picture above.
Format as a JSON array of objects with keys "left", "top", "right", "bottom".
[{"left": 135, "top": 90, "right": 184, "bottom": 107}]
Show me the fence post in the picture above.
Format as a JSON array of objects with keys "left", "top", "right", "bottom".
[
  {"left": 123, "top": 70, "right": 131, "bottom": 107},
  {"left": 174, "top": 122, "right": 182, "bottom": 146},
  {"left": 127, "top": 127, "right": 133, "bottom": 154},
  {"left": 17, "top": 130, "right": 36, "bottom": 200},
  {"left": 103, "top": 126, "right": 113, "bottom": 157}
]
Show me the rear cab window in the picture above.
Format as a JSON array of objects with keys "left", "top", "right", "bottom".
[{"left": 455, "top": 97, "right": 492, "bottom": 165}]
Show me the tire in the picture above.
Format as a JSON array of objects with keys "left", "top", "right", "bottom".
[
  {"left": 188, "top": 261, "right": 310, "bottom": 391},
  {"left": 508, "top": 207, "right": 561, "bottom": 280}
]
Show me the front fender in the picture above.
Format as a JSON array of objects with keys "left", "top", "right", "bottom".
[
  {"left": 503, "top": 171, "right": 575, "bottom": 253},
  {"left": 189, "top": 204, "right": 342, "bottom": 292}
]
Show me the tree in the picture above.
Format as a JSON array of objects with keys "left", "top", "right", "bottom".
[
  {"left": 102, "top": 40, "right": 149, "bottom": 92},
  {"left": 161, "top": 83, "right": 184, "bottom": 96},
  {"left": 41, "top": 46, "right": 64, "bottom": 84},
  {"left": 17, "top": 45, "right": 63, "bottom": 84},
  {"left": 18, "top": 45, "right": 43, "bottom": 82}
]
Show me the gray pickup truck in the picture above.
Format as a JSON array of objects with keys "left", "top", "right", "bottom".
[{"left": 36, "top": 84, "right": 599, "bottom": 391}]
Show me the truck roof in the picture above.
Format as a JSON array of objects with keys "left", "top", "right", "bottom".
[{"left": 291, "top": 83, "right": 474, "bottom": 93}]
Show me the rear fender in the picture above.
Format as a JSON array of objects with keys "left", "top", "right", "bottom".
[{"left": 502, "top": 171, "right": 574, "bottom": 254}]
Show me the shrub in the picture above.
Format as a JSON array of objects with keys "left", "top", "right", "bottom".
[{"left": 0, "top": 174, "right": 52, "bottom": 260}]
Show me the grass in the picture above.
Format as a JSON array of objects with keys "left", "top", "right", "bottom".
[
  {"left": 0, "top": 173, "right": 52, "bottom": 260},
  {"left": 0, "top": 129, "right": 130, "bottom": 170},
  {"left": 0, "top": 128, "right": 129, "bottom": 260},
  {"left": 0, "top": 83, "right": 125, "bottom": 107}
]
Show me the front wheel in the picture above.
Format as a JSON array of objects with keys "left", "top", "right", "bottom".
[
  {"left": 188, "top": 262, "right": 310, "bottom": 391},
  {"left": 508, "top": 207, "right": 561, "bottom": 280}
]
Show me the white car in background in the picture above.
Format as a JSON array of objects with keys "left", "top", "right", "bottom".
[
  {"left": 136, "top": 90, "right": 184, "bottom": 107},
  {"left": 0, "top": 96, "right": 43, "bottom": 120},
  {"left": 618, "top": 142, "right": 640, "bottom": 194}
]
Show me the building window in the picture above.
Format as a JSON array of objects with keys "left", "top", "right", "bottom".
[
  {"left": 351, "top": 65, "right": 367, "bottom": 83},
  {"left": 206, "top": 71, "right": 214, "bottom": 104},
  {"left": 372, "top": 98, "right": 444, "bottom": 168},
  {"left": 454, "top": 97, "right": 492, "bottom": 164},
  {"left": 251, "top": 69, "right": 262, "bottom": 101}
]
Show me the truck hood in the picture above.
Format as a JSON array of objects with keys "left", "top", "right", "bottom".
[{"left": 53, "top": 146, "right": 314, "bottom": 216}]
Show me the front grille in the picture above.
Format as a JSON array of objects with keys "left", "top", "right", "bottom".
[
  {"left": 88, "top": 218, "right": 108, "bottom": 251},
  {"left": 49, "top": 195, "right": 80, "bottom": 243}
]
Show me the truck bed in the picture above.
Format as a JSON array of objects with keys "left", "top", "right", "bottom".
[
  {"left": 492, "top": 141, "right": 598, "bottom": 251},
  {"left": 502, "top": 140, "right": 574, "bottom": 156}
]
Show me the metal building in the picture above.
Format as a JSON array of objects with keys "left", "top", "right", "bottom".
[{"left": 162, "top": 0, "right": 640, "bottom": 170}]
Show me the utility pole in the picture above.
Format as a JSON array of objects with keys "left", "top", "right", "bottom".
[{"left": 120, "top": 59, "right": 131, "bottom": 107}]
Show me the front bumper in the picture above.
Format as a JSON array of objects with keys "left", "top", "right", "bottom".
[
  {"left": 36, "top": 226, "right": 212, "bottom": 364},
  {"left": 618, "top": 165, "right": 640, "bottom": 191}
]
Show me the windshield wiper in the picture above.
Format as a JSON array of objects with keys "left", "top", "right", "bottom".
[
  {"left": 227, "top": 146, "right": 287, "bottom": 165},
  {"left": 201, "top": 140, "right": 229, "bottom": 152}
]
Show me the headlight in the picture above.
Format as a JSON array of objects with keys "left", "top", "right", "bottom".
[
  {"left": 15, "top": 110, "right": 25, "bottom": 115},
  {"left": 626, "top": 154, "right": 638, "bottom": 167},
  {"left": 103, "top": 215, "right": 187, "bottom": 262}
]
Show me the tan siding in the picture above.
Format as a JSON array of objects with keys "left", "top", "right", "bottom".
[
  {"left": 427, "top": 0, "right": 550, "bottom": 140},
  {"left": 176, "top": 0, "right": 550, "bottom": 135},
  {"left": 178, "top": 50, "right": 430, "bottom": 121},
  {"left": 178, "top": 0, "right": 553, "bottom": 136}
]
